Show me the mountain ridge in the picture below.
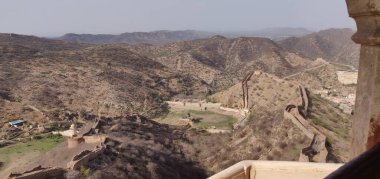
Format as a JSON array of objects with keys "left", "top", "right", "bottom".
[
  {"left": 279, "top": 28, "right": 359, "bottom": 67},
  {"left": 57, "top": 28, "right": 315, "bottom": 45}
]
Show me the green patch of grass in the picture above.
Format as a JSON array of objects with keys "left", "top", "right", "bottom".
[
  {"left": 247, "top": 113, "right": 256, "bottom": 122},
  {"left": 0, "top": 134, "right": 64, "bottom": 169},
  {"left": 310, "top": 115, "right": 333, "bottom": 131},
  {"left": 326, "top": 136, "right": 336, "bottom": 145},
  {"left": 187, "top": 110, "right": 237, "bottom": 130},
  {"left": 165, "top": 111, "right": 184, "bottom": 119},
  {"left": 165, "top": 109, "right": 237, "bottom": 130},
  {"left": 309, "top": 94, "right": 352, "bottom": 145},
  {"left": 80, "top": 165, "right": 91, "bottom": 176},
  {"left": 206, "top": 96, "right": 217, "bottom": 103}
]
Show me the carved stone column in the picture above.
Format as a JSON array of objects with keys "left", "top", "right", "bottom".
[{"left": 346, "top": 0, "right": 380, "bottom": 158}]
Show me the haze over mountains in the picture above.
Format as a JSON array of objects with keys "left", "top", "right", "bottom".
[{"left": 58, "top": 27, "right": 313, "bottom": 45}]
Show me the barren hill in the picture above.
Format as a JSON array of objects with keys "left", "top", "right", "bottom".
[
  {"left": 211, "top": 71, "right": 300, "bottom": 110},
  {"left": 198, "top": 71, "right": 352, "bottom": 172},
  {"left": 128, "top": 36, "right": 315, "bottom": 90},
  {"left": 0, "top": 35, "right": 209, "bottom": 125},
  {"left": 279, "top": 28, "right": 360, "bottom": 67},
  {"left": 0, "top": 33, "right": 86, "bottom": 51},
  {"left": 85, "top": 116, "right": 207, "bottom": 178}
]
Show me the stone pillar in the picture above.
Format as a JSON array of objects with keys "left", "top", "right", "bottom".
[{"left": 346, "top": 0, "right": 380, "bottom": 158}]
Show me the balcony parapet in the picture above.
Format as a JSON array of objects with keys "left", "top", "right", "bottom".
[{"left": 208, "top": 160, "right": 343, "bottom": 179}]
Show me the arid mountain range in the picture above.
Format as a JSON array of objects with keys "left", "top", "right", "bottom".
[
  {"left": 59, "top": 30, "right": 214, "bottom": 45},
  {"left": 58, "top": 28, "right": 313, "bottom": 45},
  {"left": 127, "top": 35, "right": 315, "bottom": 91},
  {"left": 0, "top": 28, "right": 358, "bottom": 178}
]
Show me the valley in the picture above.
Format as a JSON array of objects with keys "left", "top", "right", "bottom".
[{"left": 0, "top": 28, "right": 359, "bottom": 178}]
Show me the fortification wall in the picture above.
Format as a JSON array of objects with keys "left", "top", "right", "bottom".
[
  {"left": 242, "top": 72, "right": 254, "bottom": 109},
  {"left": 284, "top": 110, "right": 314, "bottom": 139},
  {"left": 299, "top": 86, "right": 309, "bottom": 114},
  {"left": 299, "top": 134, "right": 328, "bottom": 163},
  {"left": 83, "top": 135, "right": 106, "bottom": 144},
  {"left": 283, "top": 85, "right": 328, "bottom": 162},
  {"left": 67, "top": 137, "right": 85, "bottom": 149},
  {"left": 67, "top": 145, "right": 106, "bottom": 170},
  {"left": 8, "top": 167, "right": 66, "bottom": 179}
]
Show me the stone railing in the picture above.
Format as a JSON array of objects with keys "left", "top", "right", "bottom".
[{"left": 208, "top": 160, "right": 343, "bottom": 179}]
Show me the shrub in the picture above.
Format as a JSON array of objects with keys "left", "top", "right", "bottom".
[
  {"left": 264, "top": 141, "right": 272, "bottom": 149},
  {"left": 279, "top": 142, "right": 288, "bottom": 149},
  {"left": 252, "top": 153, "right": 260, "bottom": 160},
  {"left": 255, "top": 146, "right": 262, "bottom": 152},
  {"left": 80, "top": 165, "right": 91, "bottom": 176},
  {"left": 273, "top": 150, "right": 282, "bottom": 158}
]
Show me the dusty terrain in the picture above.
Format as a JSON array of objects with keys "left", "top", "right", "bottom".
[
  {"left": 199, "top": 70, "right": 352, "bottom": 173},
  {"left": 127, "top": 36, "right": 316, "bottom": 90},
  {"left": 0, "top": 28, "right": 359, "bottom": 178}
]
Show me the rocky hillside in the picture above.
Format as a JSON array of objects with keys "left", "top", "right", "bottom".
[
  {"left": 0, "top": 33, "right": 86, "bottom": 51},
  {"left": 59, "top": 30, "right": 215, "bottom": 45},
  {"left": 128, "top": 36, "right": 315, "bottom": 91},
  {"left": 279, "top": 28, "right": 360, "bottom": 67},
  {"left": 211, "top": 71, "right": 300, "bottom": 110},
  {"left": 0, "top": 30, "right": 357, "bottom": 178},
  {"left": 200, "top": 71, "right": 352, "bottom": 172},
  {"left": 0, "top": 35, "right": 209, "bottom": 125},
  {"left": 3, "top": 115, "right": 207, "bottom": 179},
  {"left": 81, "top": 116, "right": 207, "bottom": 178}
]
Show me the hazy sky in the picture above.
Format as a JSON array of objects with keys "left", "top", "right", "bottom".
[{"left": 0, "top": 0, "right": 355, "bottom": 37}]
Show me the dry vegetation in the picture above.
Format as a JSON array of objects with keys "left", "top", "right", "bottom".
[
  {"left": 204, "top": 69, "right": 353, "bottom": 173},
  {"left": 127, "top": 36, "right": 316, "bottom": 91},
  {"left": 0, "top": 29, "right": 358, "bottom": 178},
  {"left": 81, "top": 116, "right": 207, "bottom": 179},
  {"left": 187, "top": 110, "right": 309, "bottom": 174}
]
